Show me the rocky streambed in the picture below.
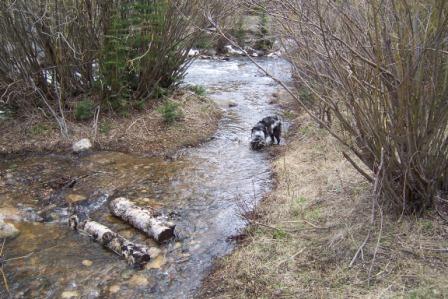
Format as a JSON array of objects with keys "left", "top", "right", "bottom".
[{"left": 0, "top": 57, "right": 291, "bottom": 299}]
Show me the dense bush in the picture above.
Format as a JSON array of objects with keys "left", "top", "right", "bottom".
[
  {"left": 272, "top": 0, "right": 448, "bottom": 213},
  {"left": 0, "top": 0, "right": 225, "bottom": 134}
]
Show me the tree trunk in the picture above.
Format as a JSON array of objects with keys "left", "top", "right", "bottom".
[
  {"left": 69, "top": 214, "right": 159, "bottom": 269},
  {"left": 109, "top": 197, "right": 175, "bottom": 243}
]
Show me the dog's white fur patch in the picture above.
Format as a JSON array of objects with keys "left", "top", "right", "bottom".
[
  {"left": 271, "top": 120, "right": 281, "bottom": 132},
  {"left": 252, "top": 130, "right": 265, "bottom": 139}
]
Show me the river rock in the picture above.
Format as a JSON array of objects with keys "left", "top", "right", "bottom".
[
  {"left": 0, "top": 207, "right": 23, "bottom": 222},
  {"left": 228, "top": 100, "right": 238, "bottom": 108},
  {"left": 109, "top": 285, "right": 120, "bottom": 294},
  {"left": 244, "top": 46, "right": 260, "bottom": 57},
  {"left": 82, "top": 259, "right": 93, "bottom": 267},
  {"left": 205, "top": 48, "right": 217, "bottom": 56},
  {"left": 188, "top": 49, "right": 200, "bottom": 57},
  {"left": 0, "top": 219, "right": 20, "bottom": 239},
  {"left": 145, "top": 254, "right": 166, "bottom": 269},
  {"left": 66, "top": 194, "right": 87, "bottom": 204},
  {"left": 72, "top": 139, "right": 92, "bottom": 153},
  {"left": 61, "top": 290, "right": 79, "bottom": 299},
  {"left": 120, "top": 269, "right": 134, "bottom": 279},
  {"left": 128, "top": 274, "right": 149, "bottom": 287},
  {"left": 224, "top": 45, "right": 243, "bottom": 55}
]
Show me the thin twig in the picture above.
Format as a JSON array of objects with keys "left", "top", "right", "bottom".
[
  {"left": 368, "top": 199, "right": 383, "bottom": 285},
  {"left": 276, "top": 247, "right": 305, "bottom": 268},
  {"left": 349, "top": 148, "right": 384, "bottom": 268},
  {"left": 349, "top": 231, "right": 370, "bottom": 268},
  {"left": 4, "top": 252, "right": 34, "bottom": 263},
  {"left": 0, "top": 268, "right": 9, "bottom": 294},
  {"left": 367, "top": 148, "right": 385, "bottom": 284},
  {"left": 0, "top": 239, "right": 5, "bottom": 257}
]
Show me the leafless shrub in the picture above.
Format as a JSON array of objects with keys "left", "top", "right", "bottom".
[{"left": 267, "top": 0, "right": 448, "bottom": 213}]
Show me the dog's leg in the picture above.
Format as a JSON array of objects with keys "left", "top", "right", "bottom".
[{"left": 273, "top": 123, "right": 282, "bottom": 144}]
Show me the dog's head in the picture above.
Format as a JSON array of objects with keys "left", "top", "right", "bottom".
[{"left": 250, "top": 123, "right": 267, "bottom": 150}]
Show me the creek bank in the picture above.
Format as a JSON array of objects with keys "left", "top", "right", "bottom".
[
  {"left": 199, "top": 93, "right": 448, "bottom": 298},
  {"left": 0, "top": 90, "right": 221, "bottom": 157}
]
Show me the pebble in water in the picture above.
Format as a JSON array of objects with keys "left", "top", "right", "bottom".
[
  {"left": 109, "top": 285, "right": 120, "bottom": 294},
  {"left": 82, "top": 260, "right": 93, "bottom": 267},
  {"left": 61, "top": 290, "right": 79, "bottom": 298},
  {"left": 128, "top": 274, "right": 149, "bottom": 287},
  {"left": 0, "top": 220, "right": 20, "bottom": 239},
  {"left": 66, "top": 194, "right": 87, "bottom": 204}
]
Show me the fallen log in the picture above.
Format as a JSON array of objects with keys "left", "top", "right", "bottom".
[
  {"left": 69, "top": 214, "right": 159, "bottom": 268},
  {"left": 109, "top": 197, "right": 175, "bottom": 243}
]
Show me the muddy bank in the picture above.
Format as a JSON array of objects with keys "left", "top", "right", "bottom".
[{"left": 0, "top": 90, "right": 220, "bottom": 157}]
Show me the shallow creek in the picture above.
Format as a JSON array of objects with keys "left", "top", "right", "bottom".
[{"left": 0, "top": 57, "right": 291, "bottom": 298}]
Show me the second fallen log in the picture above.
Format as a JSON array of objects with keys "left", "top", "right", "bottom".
[
  {"left": 109, "top": 197, "right": 175, "bottom": 242},
  {"left": 69, "top": 214, "right": 159, "bottom": 268}
]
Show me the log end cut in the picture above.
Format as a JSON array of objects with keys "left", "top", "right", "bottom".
[{"left": 155, "top": 224, "right": 175, "bottom": 243}]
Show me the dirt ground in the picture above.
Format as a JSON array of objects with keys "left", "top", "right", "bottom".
[
  {"left": 200, "top": 98, "right": 448, "bottom": 298},
  {"left": 0, "top": 90, "right": 221, "bottom": 156}
]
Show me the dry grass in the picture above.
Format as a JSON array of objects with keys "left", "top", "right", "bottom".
[
  {"left": 200, "top": 110, "right": 448, "bottom": 298},
  {"left": 0, "top": 91, "right": 221, "bottom": 156}
]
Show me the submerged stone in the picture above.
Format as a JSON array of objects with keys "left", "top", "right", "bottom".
[
  {"left": 109, "top": 285, "right": 120, "bottom": 294},
  {"left": 82, "top": 259, "right": 93, "bottom": 267},
  {"left": 66, "top": 194, "right": 87, "bottom": 204},
  {"left": 120, "top": 269, "right": 134, "bottom": 279},
  {"left": 0, "top": 207, "right": 23, "bottom": 222},
  {"left": 145, "top": 254, "right": 166, "bottom": 269},
  {"left": 61, "top": 290, "right": 79, "bottom": 298},
  {"left": 228, "top": 100, "right": 238, "bottom": 107},
  {"left": 128, "top": 274, "right": 149, "bottom": 287},
  {"left": 0, "top": 219, "right": 20, "bottom": 239}
]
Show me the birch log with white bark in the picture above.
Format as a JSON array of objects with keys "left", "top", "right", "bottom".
[
  {"left": 109, "top": 197, "right": 175, "bottom": 242},
  {"left": 69, "top": 214, "right": 159, "bottom": 268}
]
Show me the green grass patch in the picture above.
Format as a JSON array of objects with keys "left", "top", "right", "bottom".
[
  {"left": 74, "top": 99, "right": 95, "bottom": 121},
  {"left": 272, "top": 229, "right": 289, "bottom": 240},
  {"left": 291, "top": 196, "right": 307, "bottom": 217},
  {"left": 418, "top": 219, "right": 434, "bottom": 233},
  {"left": 406, "top": 286, "right": 446, "bottom": 299},
  {"left": 28, "top": 123, "right": 50, "bottom": 136},
  {"left": 189, "top": 85, "right": 207, "bottom": 96},
  {"left": 99, "top": 121, "right": 112, "bottom": 134},
  {"left": 304, "top": 208, "right": 322, "bottom": 222},
  {"left": 157, "top": 100, "right": 183, "bottom": 124},
  {"left": 282, "top": 110, "right": 295, "bottom": 120},
  {"left": 7, "top": 163, "right": 18, "bottom": 171}
]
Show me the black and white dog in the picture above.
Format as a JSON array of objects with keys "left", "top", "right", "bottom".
[{"left": 250, "top": 116, "right": 282, "bottom": 150}]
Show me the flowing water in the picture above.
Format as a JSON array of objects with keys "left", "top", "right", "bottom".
[{"left": 0, "top": 57, "right": 291, "bottom": 299}]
